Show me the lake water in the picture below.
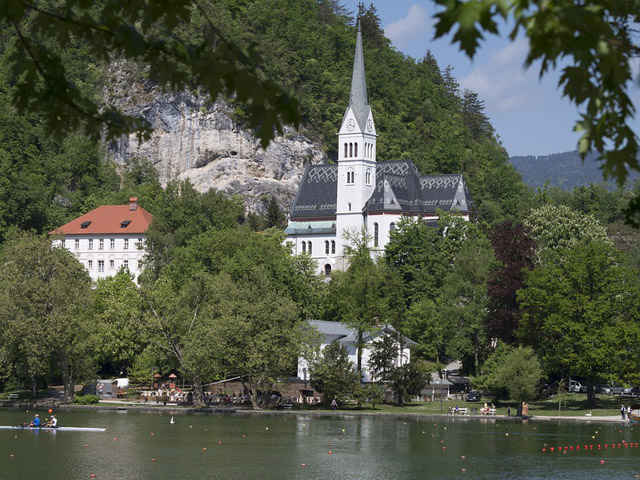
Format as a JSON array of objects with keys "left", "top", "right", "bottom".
[{"left": 0, "top": 409, "right": 638, "bottom": 479}]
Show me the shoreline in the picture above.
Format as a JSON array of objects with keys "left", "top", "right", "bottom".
[{"left": 1, "top": 401, "right": 631, "bottom": 424}]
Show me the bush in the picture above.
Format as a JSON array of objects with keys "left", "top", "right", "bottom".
[{"left": 73, "top": 394, "right": 100, "bottom": 405}]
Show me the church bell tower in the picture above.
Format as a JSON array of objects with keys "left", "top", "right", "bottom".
[{"left": 335, "top": 19, "right": 377, "bottom": 239}]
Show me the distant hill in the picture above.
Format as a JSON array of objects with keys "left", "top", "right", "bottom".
[{"left": 510, "top": 151, "right": 640, "bottom": 191}]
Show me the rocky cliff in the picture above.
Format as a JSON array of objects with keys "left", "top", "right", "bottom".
[{"left": 107, "top": 82, "right": 326, "bottom": 214}]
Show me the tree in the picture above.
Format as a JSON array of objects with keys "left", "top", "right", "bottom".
[
  {"left": 1, "top": 0, "right": 299, "bottom": 147},
  {"left": 433, "top": 0, "right": 640, "bottom": 224},
  {"left": 91, "top": 270, "right": 144, "bottom": 374},
  {"left": 388, "top": 361, "right": 428, "bottom": 405},
  {"left": 486, "top": 221, "right": 536, "bottom": 344},
  {"left": 367, "top": 335, "right": 400, "bottom": 383},
  {"left": 309, "top": 341, "right": 359, "bottom": 405},
  {"left": 0, "top": 232, "right": 94, "bottom": 401},
  {"left": 438, "top": 231, "right": 493, "bottom": 375},
  {"left": 525, "top": 204, "right": 611, "bottom": 260},
  {"left": 517, "top": 240, "right": 633, "bottom": 407},
  {"left": 331, "top": 229, "right": 388, "bottom": 378},
  {"left": 475, "top": 345, "right": 542, "bottom": 406}
]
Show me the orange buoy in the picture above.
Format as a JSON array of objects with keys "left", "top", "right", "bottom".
[
  {"left": 48, "top": 409, "right": 53, "bottom": 414},
  {"left": 461, "top": 469, "right": 466, "bottom": 473},
  {"left": 442, "top": 447, "right": 446, "bottom": 451},
  {"left": 152, "top": 458, "right": 156, "bottom": 462},
  {"left": 113, "top": 437, "right": 117, "bottom": 441},
  {"left": 461, "top": 456, "right": 465, "bottom": 460},
  {"left": 90, "top": 475, "right": 95, "bottom": 478},
  {"left": 9, "top": 454, "right": 14, "bottom": 458},
  {"left": 542, "top": 448, "right": 546, "bottom": 452},
  {"left": 202, "top": 448, "right": 207, "bottom": 451},
  {"left": 328, "top": 451, "right": 333, "bottom": 455},
  {"left": 301, "top": 464, "right": 306, "bottom": 467},
  {"left": 550, "top": 447, "right": 554, "bottom": 452},
  {"left": 600, "top": 460, "right": 604, "bottom": 465},
  {"left": 84, "top": 444, "right": 88, "bottom": 448},
  {"left": 218, "top": 441, "right": 222, "bottom": 445},
  {"left": 242, "top": 435, "right": 246, "bottom": 438},
  {"left": 150, "top": 432, "right": 154, "bottom": 436}
]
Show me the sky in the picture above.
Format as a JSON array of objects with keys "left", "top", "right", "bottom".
[{"left": 341, "top": 0, "right": 640, "bottom": 158}]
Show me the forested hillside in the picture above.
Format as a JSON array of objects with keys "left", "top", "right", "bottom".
[
  {"left": 0, "top": 0, "right": 525, "bottom": 239},
  {"left": 511, "top": 150, "right": 640, "bottom": 191}
]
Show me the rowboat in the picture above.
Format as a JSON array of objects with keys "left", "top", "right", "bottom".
[
  {"left": 629, "top": 404, "right": 640, "bottom": 424},
  {"left": 0, "top": 425, "right": 106, "bottom": 432}
]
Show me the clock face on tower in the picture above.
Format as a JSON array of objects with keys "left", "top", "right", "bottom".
[
  {"left": 366, "top": 119, "right": 373, "bottom": 132},
  {"left": 346, "top": 119, "right": 356, "bottom": 131}
]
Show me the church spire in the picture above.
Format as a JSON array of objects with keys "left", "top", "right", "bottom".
[{"left": 349, "top": 18, "right": 369, "bottom": 130}]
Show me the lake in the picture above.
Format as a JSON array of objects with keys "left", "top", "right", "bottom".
[{"left": 0, "top": 409, "right": 637, "bottom": 479}]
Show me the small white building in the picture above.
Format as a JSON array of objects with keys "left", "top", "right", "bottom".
[
  {"left": 298, "top": 320, "right": 416, "bottom": 383},
  {"left": 49, "top": 197, "right": 153, "bottom": 282}
]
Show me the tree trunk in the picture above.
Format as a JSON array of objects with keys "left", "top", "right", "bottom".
[
  {"left": 357, "top": 330, "right": 363, "bottom": 382},
  {"left": 191, "top": 379, "right": 205, "bottom": 407},
  {"left": 58, "top": 354, "right": 73, "bottom": 402},
  {"left": 30, "top": 375, "right": 37, "bottom": 400},
  {"left": 249, "top": 379, "right": 261, "bottom": 409},
  {"left": 586, "top": 377, "right": 597, "bottom": 408}
]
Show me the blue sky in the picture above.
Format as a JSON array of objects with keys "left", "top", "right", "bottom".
[{"left": 341, "top": 1, "right": 640, "bottom": 158}]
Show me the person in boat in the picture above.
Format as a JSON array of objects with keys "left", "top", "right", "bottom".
[
  {"left": 46, "top": 415, "right": 57, "bottom": 428},
  {"left": 29, "top": 414, "right": 40, "bottom": 427}
]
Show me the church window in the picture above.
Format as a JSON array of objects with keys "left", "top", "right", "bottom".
[
  {"left": 349, "top": 143, "right": 353, "bottom": 157},
  {"left": 324, "top": 264, "right": 332, "bottom": 277},
  {"left": 348, "top": 202, "right": 351, "bottom": 211},
  {"left": 366, "top": 169, "right": 371, "bottom": 185},
  {"left": 354, "top": 142, "right": 358, "bottom": 157},
  {"left": 346, "top": 169, "right": 354, "bottom": 184},
  {"left": 390, "top": 222, "right": 396, "bottom": 233},
  {"left": 344, "top": 143, "right": 347, "bottom": 158},
  {"left": 331, "top": 240, "right": 335, "bottom": 254},
  {"left": 301, "top": 241, "right": 306, "bottom": 253},
  {"left": 374, "top": 222, "right": 379, "bottom": 247},
  {"left": 325, "top": 240, "right": 330, "bottom": 254},
  {"left": 308, "top": 241, "right": 313, "bottom": 255}
]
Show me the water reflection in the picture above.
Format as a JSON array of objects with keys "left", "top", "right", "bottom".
[{"left": 0, "top": 410, "right": 637, "bottom": 479}]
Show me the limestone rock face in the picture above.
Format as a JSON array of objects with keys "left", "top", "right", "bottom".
[{"left": 107, "top": 89, "right": 326, "bottom": 214}]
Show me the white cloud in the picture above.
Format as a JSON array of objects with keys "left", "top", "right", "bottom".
[
  {"left": 384, "top": 5, "right": 431, "bottom": 50},
  {"left": 460, "top": 39, "right": 551, "bottom": 114}
]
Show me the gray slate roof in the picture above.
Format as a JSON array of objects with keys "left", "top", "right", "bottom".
[
  {"left": 289, "top": 160, "right": 473, "bottom": 220},
  {"left": 349, "top": 19, "right": 369, "bottom": 131},
  {"left": 308, "top": 320, "right": 417, "bottom": 346}
]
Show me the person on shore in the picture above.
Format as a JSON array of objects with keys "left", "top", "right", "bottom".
[
  {"left": 621, "top": 404, "right": 626, "bottom": 419},
  {"left": 507, "top": 406, "right": 511, "bottom": 416},
  {"left": 330, "top": 398, "right": 338, "bottom": 411},
  {"left": 29, "top": 414, "right": 40, "bottom": 427}
]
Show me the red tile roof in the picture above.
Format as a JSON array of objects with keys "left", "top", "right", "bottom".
[{"left": 49, "top": 201, "right": 153, "bottom": 236}]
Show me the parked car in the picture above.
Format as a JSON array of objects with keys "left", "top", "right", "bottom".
[
  {"left": 595, "top": 384, "right": 612, "bottom": 394},
  {"left": 622, "top": 386, "right": 633, "bottom": 395},
  {"left": 465, "top": 391, "right": 481, "bottom": 402},
  {"left": 609, "top": 383, "right": 624, "bottom": 395},
  {"left": 569, "top": 380, "right": 586, "bottom": 393}
]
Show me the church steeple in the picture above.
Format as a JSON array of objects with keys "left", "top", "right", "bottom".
[{"left": 349, "top": 19, "right": 369, "bottom": 131}]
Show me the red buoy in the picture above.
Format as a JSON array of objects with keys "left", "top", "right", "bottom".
[
  {"left": 48, "top": 409, "right": 53, "bottom": 414},
  {"left": 600, "top": 460, "right": 605, "bottom": 465},
  {"left": 218, "top": 441, "right": 222, "bottom": 445},
  {"left": 550, "top": 447, "right": 554, "bottom": 452}
]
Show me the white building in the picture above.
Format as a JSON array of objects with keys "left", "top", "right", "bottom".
[
  {"left": 285, "top": 21, "right": 473, "bottom": 276},
  {"left": 49, "top": 197, "right": 153, "bottom": 282},
  {"left": 298, "top": 320, "right": 416, "bottom": 383}
]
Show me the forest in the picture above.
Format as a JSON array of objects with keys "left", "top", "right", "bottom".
[{"left": 0, "top": 1, "right": 639, "bottom": 409}]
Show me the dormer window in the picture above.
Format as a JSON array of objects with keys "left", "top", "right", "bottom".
[
  {"left": 80, "top": 221, "right": 91, "bottom": 229},
  {"left": 120, "top": 220, "right": 131, "bottom": 228}
]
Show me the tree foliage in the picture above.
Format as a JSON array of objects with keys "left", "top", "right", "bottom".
[{"left": 310, "top": 340, "right": 359, "bottom": 405}]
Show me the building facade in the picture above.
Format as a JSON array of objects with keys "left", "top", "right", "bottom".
[
  {"left": 49, "top": 197, "right": 153, "bottom": 282},
  {"left": 285, "top": 22, "right": 473, "bottom": 275},
  {"left": 297, "top": 320, "right": 415, "bottom": 383}
]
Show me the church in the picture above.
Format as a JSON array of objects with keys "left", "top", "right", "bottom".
[{"left": 285, "top": 21, "right": 473, "bottom": 276}]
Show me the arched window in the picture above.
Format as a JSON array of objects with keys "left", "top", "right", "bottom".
[
  {"left": 374, "top": 222, "right": 379, "bottom": 247},
  {"left": 354, "top": 142, "right": 358, "bottom": 157},
  {"left": 366, "top": 169, "right": 371, "bottom": 185},
  {"left": 301, "top": 241, "right": 306, "bottom": 253},
  {"left": 325, "top": 240, "right": 330, "bottom": 254},
  {"left": 390, "top": 222, "right": 396, "bottom": 233},
  {"left": 331, "top": 240, "right": 336, "bottom": 254},
  {"left": 349, "top": 143, "right": 353, "bottom": 157},
  {"left": 348, "top": 202, "right": 351, "bottom": 211},
  {"left": 308, "top": 241, "right": 312, "bottom": 255},
  {"left": 344, "top": 143, "right": 347, "bottom": 158},
  {"left": 347, "top": 169, "right": 354, "bottom": 184},
  {"left": 324, "top": 264, "right": 332, "bottom": 277}
]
